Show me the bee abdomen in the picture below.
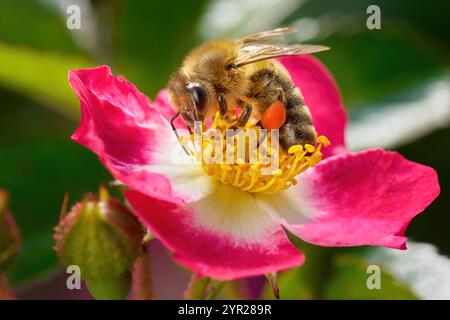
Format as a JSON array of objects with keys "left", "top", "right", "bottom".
[
  {"left": 280, "top": 122, "right": 316, "bottom": 151},
  {"left": 284, "top": 96, "right": 312, "bottom": 126},
  {"left": 279, "top": 88, "right": 316, "bottom": 150}
]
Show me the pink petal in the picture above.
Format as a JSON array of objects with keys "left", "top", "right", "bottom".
[
  {"left": 155, "top": 89, "right": 186, "bottom": 128},
  {"left": 287, "top": 149, "right": 440, "bottom": 249},
  {"left": 278, "top": 56, "right": 348, "bottom": 158},
  {"left": 69, "top": 66, "right": 176, "bottom": 201},
  {"left": 125, "top": 185, "right": 304, "bottom": 280}
]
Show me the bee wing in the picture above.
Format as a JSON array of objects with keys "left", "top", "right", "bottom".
[
  {"left": 233, "top": 43, "right": 329, "bottom": 67},
  {"left": 241, "top": 27, "right": 297, "bottom": 44}
]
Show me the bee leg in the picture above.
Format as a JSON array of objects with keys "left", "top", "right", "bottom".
[
  {"left": 254, "top": 120, "right": 268, "bottom": 147},
  {"left": 236, "top": 104, "right": 252, "bottom": 127},
  {"left": 170, "top": 112, "right": 190, "bottom": 155},
  {"left": 228, "top": 104, "right": 252, "bottom": 136},
  {"left": 218, "top": 94, "right": 228, "bottom": 117}
]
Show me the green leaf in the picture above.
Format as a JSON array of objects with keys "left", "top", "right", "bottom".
[
  {"left": 9, "top": 232, "right": 58, "bottom": 286},
  {"left": 282, "top": 0, "right": 450, "bottom": 44},
  {"left": 0, "top": 42, "right": 93, "bottom": 118},
  {"left": 0, "top": 0, "right": 82, "bottom": 54},
  {"left": 113, "top": 0, "right": 212, "bottom": 97},
  {"left": 325, "top": 254, "right": 416, "bottom": 299},
  {"left": 272, "top": 0, "right": 450, "bottom": 110},
  {"left": 317, "top": 30, "right": 445, "bottom": 109},
  {"left": 0, "top": 87, "right": 74, "bottom": 143}
]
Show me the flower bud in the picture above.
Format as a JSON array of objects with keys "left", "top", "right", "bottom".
[
  {"left": 54, "top": 187, "right": 144, "bottom": 281},
  {"left": 85, "top": 271, "right": 132, "bottom": 300},
  {"left": 0, "top": 190, "right": 21, "bottom": 273}
]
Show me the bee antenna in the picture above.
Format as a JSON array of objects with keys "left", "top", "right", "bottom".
[{"left": 170, "top": 112, "right": 190, "bottom": 156}]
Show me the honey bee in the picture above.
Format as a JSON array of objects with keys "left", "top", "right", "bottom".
[{"left": 167, "top": 27, "right": 329, "bottom": 152}]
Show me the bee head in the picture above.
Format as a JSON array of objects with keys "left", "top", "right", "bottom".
[
  {"left": 183, "top": 82, "right": 209, "bottom": 125},
  {"left": 167, "top": 73, "right": 210, "bottom": 128}
]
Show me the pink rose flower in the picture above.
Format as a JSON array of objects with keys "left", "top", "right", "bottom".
[{"left": 68, "top": 56, "right": 440, "bottom": 280}]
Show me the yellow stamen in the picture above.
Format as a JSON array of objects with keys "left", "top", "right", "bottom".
[{"left": 182, "top": 112, "right": 330, "bottom": 194}]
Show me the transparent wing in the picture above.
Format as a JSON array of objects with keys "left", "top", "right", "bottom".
[
  {"left": 233, "top": 43, "right": 329, "bottom": 67},
  {"left": 241, "top": 27, "right": 297, "bottom": 44}
]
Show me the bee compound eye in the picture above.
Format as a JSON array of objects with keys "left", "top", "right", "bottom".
[{"left": 186, "top": 83, "right": 208, "bottom": 112}]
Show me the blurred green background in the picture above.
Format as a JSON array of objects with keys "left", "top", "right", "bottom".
[{"left": 0, "top": 0, "right": 449, "bottom": 299}]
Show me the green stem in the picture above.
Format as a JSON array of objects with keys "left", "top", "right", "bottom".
[
  {"left": 131, "top": 244, "right": 154, "bottom": 300},
  {"left": 205, "top": 281, "right": 227, "bottom": 300},
  {"left": 184, "top": 274, "right": 210, "bottom": 300},
  {"left": 265, "top": 272, "right": 279, "bottom": 299}
]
